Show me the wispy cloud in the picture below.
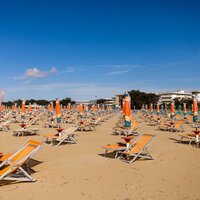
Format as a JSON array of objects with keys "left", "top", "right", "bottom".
[
  {"left": 14, "top": 67, "right": 57, "bottom": 80},
  {"left": 101, "top": 64, "right": 142, "bottom": 75},
  {"left": 106, "top": 70, "right": 129, "bottom": 75},
  {"left": 56, "top": 67, "right": 86, "bottom": 75},
  {"left": 97, "top": 64, "right": 142, "bottom": 69},
  {"left": 5, "top": 82, "right": 128, "bottom": 100},
  {"left": 56, "top": 68, "right": 76, "bottom": 75}
]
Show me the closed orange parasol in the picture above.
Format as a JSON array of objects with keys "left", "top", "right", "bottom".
[
  {"left": 170, "top": 100, "right": 175, "bottom": 117},
  {"left": 56, "top": 98, "right": 61, "bottom": 123},
  {"left": 124, "top": 92, "right": 131, "bottom": 128},
  {"left": 193, "top": 98, "right": 198, "bottom": 122}
]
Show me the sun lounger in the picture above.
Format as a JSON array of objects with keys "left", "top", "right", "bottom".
[
  {"left": 12, "top": 121, "right": 40, "bottom": 137},
  {"left": 117, "top": 134, "right": 156, "bottom": 164},
  {"left": 0, "top": 120, "right": 11, "bottom": 131},
  {"left": 116, "top": 121, "right": 142, "bottom": 136},
  {"left": 44, "top": 126, "right": 78, "bottom": 146},
  {"left": 0, "top": 139, "right": 44, "bottom": 182},
  {"left": 102, "top": 143, "right": 127, "bottom": 159},
  {"left": 158, "top": 123, "right": 170, "bottom": 131},
  {"left": 12, "top": 127, "right": 39, "bottom": 137},
  {"left": 102, "top": 135, "right": 139, "bottom": 158},
  {"left": 169, "top": 121, "right": 184, "bottom": 132},
  {"left": 177, "top": 133, "right": 196, "bottom": 145}
]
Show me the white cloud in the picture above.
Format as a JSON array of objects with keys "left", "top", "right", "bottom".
[{"left": 14, "top": 67, "right": 57, "bottom": 80}]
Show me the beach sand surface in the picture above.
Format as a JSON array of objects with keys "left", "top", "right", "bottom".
[{"left": 0, "top": 114, "right": 200, "bottom": 200}]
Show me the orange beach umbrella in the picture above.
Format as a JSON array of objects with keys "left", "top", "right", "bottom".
[
  {"left": 150, "top": 103, "right": 153, "bottom": 113},
  {"left": 22, "top": 100, "right": 26, "bottom": 115},
  {"left": 78, "top": 104, "right": 83, "bottom": 113},
  {"left": 122, "top": 99, "right": 125, "bottom": 114},
  {"left": 56, "top": 99, "right": 61, "bottom": 123},
  {"left": 183, "top": 103, "right": 187, "bottom": 113},
  {"left": 50, "top": 102, "right": 54, "bottom": 113},
  {"left": 193, "top": 98, "right": 198, "bottom": 122},
  {"left": 124, "top": 92, "right": 131, "bottom": 128},
  {"left": 170, "top": 100, "right": 175, "bottom": 117},
  {"left": 156, "top": 103, "right": 160, "bottom": 113},
  {"left": 29, "top": 103, "right": 32, "bottom": 112},
  {"left": 91, "top": 105, "right": 95, "bottom": 112},
  {"left": 67, "top": 103, "right": 71, "bottom": 112}
]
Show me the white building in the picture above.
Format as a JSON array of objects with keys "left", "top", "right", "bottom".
[
  {"left": 191, "top": 91, "right": 200, "bottom": 102},
  {"left": 158, "top": 90, "right": 192, "bottom": 104}
]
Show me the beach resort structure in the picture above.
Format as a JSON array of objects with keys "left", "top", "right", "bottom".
[
  {"left": 158, "top": 90, "right": 192, "bottom": 104},
  {"left": 75, "top": 98, "right": 116, "bottom": 106},
  {"left": 191, "top": 90, "right": 200, "bottom": 102},
  {"left": 115, "top": 94, "right": 124, "bottom": 107}
]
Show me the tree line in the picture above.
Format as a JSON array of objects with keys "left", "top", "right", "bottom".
[
  {"left": 2, "top": 98, "right": 75, "bottom": 107},
  {"left": 120, "top": 90, "right": 199, "bottom": 110}
]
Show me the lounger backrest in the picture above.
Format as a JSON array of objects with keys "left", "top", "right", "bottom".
[
  {"left": 9, "top": 140, "right": 41, "bottom": 165},
  {"left": 0, "top": 140, "right": 42, "bottom": 176},
  {"left": 131, "top": 121, "right": 141, "bottom": 130},
  {"left": 177, "top": 120, "right": 184, "bottom": 124},
  {"left": 175, "top": 114, "right": 180, "bottom": 119},
  {"left": 174, "top": 122, "right": 183, "bottom": 129},
  {"left": 57, "top": 126, "right": 77, "bottom": 140},
  {"left": 127, "top": 134, "right": 155, "bottom": 154},
  {"left": 95, "top": 118, "right": 101, "bottom": 124},
  {"left": 0, "top": 120, "right": 11, "bottom": 126}
]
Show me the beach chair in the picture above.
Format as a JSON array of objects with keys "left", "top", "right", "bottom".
[
  {"left": 0, "top": 153, "right": 13, "bottom": 162},
  {"left": 102, "top": 135, "right": 139, "bottom": 159},
  {"left": 0, "top": 120, "right": 11, "bottom": 131},
  {"left": 44, "top": 126, "right": 78, "bottom": 146},
  {"left": 166, "top": 120, "right": 185, "bottom": 132},
  {"left": 177, "top": 133, "right": 196, "bottom": 145},
  {"left": 117, "top": 134, "right": 156, "bottom": 164},
  {"left": 184, "top": 115, "right": 193, "bottom": 124},
  {"left": 12, "top": 128, "right": 40, "bottom": 137},
  {"left": 83, "top": 117, "right": 102, "bottom": 131},
  {"left": 12, "top": 121, "right": 40, "bottom": 137},
  {"left": 0, "top": 139, "right": 44, "bottom": 182},
  {"left": 119, "top": 121, "right": 142, "bottom": 136},
  {"left": 158, "top": 122, "right": 170, "bottom": 131}
]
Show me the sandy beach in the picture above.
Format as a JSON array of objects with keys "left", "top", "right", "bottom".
[{"left": 0, "top": 112, "right": 200, "bottom": 200}]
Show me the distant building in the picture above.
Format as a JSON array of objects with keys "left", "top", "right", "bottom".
[
  {"left": 191, "top": 91, "right": 200, "bottom": 102},
  {"left": 158, "top": 90, "right": 192, "bottom": 104},
  {"left": 115, "top": 94, "right": 124, "bottom": 107},
  {"left": 74, "top": 100, "right": 90, "bottom": 105},
  {"left": 104, "top": 97, "right": 116, "bottom": 106}
]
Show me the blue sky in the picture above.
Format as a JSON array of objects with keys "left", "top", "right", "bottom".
[{"left": 0, "top": 0, "right": 200, "bottom": 101}]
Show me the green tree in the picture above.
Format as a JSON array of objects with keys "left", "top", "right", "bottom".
[{"left": 128, "top": 90, "right": 159, "bottom": 109}]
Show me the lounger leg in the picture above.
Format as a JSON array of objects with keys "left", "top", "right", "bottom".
[
  {"left": 115, "top": 151, "right": 119, "bottom": 159},
  {"left": 128, "top": 155, "right": 139, "bottom": 164},
  {"left": 19, "top": 167, "right": 36, "bottom": 182},
  {"left": 145, "top": 149, "right": 153, "bottom": 160},
  {"left": 104, "top": 150, "right": 108, "bottom": 157}
]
